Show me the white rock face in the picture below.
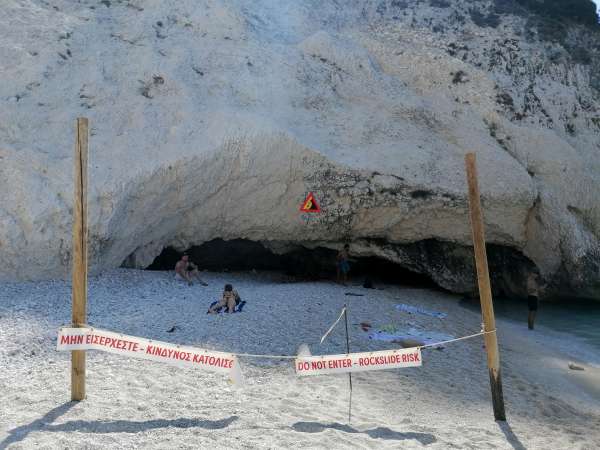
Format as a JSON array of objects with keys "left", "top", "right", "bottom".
[{"left": 0, "top": 0, "right": 598, "bottom": 298}]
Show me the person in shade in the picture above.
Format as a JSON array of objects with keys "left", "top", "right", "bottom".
[
  {"left": 527, "top": 270, "right": 540, "bottom": 330},
  {"left": 208, "top": 284, "right": 240, "bottom": 314},
  {"left": 336, "top": 243, "right": 351, "bottom": 285},
  {"left": 174, "top": 254, "right": 208, "bottom": 286}
]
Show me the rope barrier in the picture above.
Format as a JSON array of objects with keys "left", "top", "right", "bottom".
[
  {"left": 229, "top": 352, "right": 297, "bottom": 360},
  {"left": 230, "top": 329, "right": 497, "bottom": 359},
  {"left": 418, "top": 329, "right": 496, "bottom": 350},
  {"left": 61, "top": 324, "right": 497, "bottom": 360}
]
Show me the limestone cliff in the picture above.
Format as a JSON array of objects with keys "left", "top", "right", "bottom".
[{"left": 1, "top": 0, "right": 599, "bottom": 298}]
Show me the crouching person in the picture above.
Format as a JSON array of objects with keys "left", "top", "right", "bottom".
[{"left": 208, "top": 284, "right": 240, "bottom": 314}]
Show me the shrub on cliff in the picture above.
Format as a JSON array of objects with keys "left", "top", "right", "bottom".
[
  {"left": 493, "top": 0, "right": 599, "bottom": 26},
  {"left": 523, "top": 0, "right": 598, "bottom": 26},
  {"left": 482, "top": 0, "right": 599, "bottom": 64}
]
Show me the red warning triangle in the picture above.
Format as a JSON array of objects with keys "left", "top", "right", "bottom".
[{"left": 300, "top": 192, "right": 321, "bottom": 213}]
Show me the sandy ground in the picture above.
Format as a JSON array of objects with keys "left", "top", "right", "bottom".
[{"left": 0, "top": 269, "right": 599, "bottom": 449}]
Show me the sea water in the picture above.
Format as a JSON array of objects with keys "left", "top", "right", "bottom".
[{"left": 461, "top": 296, "right": 600, "bottom": 366}]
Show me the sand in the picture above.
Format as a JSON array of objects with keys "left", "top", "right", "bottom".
[{"left": 1, "top": 269, "right": 599, "bottom": 449}]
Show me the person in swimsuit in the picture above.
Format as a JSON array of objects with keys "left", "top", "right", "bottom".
[
  {"left": 208, "top": 284, "right": 240, "bottom": 314},
  {"left": 174, "top": 254, "right": 208, "bottom": 286},
  {"left": 336, "top": 244, "right": 351, "bottom": 285},
  {"left": 527, "top": 271, "right": 540, "bottom": 330}
]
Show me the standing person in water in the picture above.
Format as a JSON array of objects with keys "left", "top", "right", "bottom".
[
  {"left": 336, "top": 243, "right": 351, "bottom": 285},
  {"left": 527, "top": 270, "right": 540, "bottom": 330},
  {"left": 174, "top": 254, "right": 208, "bottom": 286},
  {"left": 208, "top": 284, "right": 240, "bottom": 314}
]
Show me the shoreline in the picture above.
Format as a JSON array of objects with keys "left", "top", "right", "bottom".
[
  {"left": 492, "top": 313, "right": 600, "bottom": 411},
  {"left": 460, "top": 293, "right": 600, "bottom": 368}
]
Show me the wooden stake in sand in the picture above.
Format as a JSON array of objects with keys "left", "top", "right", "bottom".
[
  {"left": 465, "top": 153, "right": 506, "bottom": 421},
  {"left": 343, "top": 303, "right": 353, "bottom": 424},
  {"left": 72, "top": 118, "right": 89, "bottom": 401}
]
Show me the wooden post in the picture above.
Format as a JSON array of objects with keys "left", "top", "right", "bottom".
[
  {"left": 465, "top": 152, "right": 506, "bottom": 421},
  {"left": 343, "top": 305, "right": 353, "bottom": 424},
  {"left": 72, "top": 117, "right": 89, "bottom": 401}
]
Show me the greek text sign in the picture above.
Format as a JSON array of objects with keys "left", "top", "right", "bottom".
[{"left": 57, "top": 327, "right": 243, "bottom": 386}]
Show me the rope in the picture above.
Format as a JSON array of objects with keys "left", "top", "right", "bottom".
[
  {"left": 418, "top": 329, "right": 496, "bottom": 350},
  {"left": 289, "top": 329, "right": 497, "bottom": 360},
  {"left": 320, "top": 307, "right": 347, "bottom": 344},
  {"left": 228, "top": 352, "right": 297, "bottom": 360}
]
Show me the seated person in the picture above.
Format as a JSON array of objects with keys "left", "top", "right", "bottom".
[
  {"left": 208, "top": 284, "right": 240, "bottom": 314},
  {"left": 174, "top": 254, "right": 208, "bottom": 286}
]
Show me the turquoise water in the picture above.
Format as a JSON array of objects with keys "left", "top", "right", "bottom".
[{"left": 460, "top": 296, "right": 600, "bottom": 357}]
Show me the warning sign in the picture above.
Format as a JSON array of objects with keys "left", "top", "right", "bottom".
[
  {"left": 300, "top": 192, "right": 321, "bottom": 213},
  {"left": 57, "top": 327, "right": 244, "bottom": 386},
  {"left": 295, "top": 348, "right": 422, "bottom": 376}
]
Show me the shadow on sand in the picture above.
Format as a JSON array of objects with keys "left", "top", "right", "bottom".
[
  {"left": 0, "top": 402, "right": 75, "bottom": 450},
  {"left": 0, "top": 402, "right": 237, "bottom": 449},
  {"left": 497, "top": 421, "right": 527, "bottom": 450},
  {"left": 292, "top": 421, "right": 437, "bottom": 445}
]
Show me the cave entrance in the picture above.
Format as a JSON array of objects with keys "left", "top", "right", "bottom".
[{"left": 145, "top": 238, "right": 438, "bottom": 288}]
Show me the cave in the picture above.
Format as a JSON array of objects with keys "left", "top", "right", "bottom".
[
  {"left": 146, "top": 238, "right": 438, "bottom": 288},
  {"left": 143, "top": 237, "right": 538, "bottom": 298}
]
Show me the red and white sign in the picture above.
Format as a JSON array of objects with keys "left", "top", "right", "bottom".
[
  {"left": 295, "top": 348, "right": 422, "bottom": 376},
  {"left": 57, "top": 327, "right": 243, "bottom": 386},
  {"left": 299, "top": 192, "right": 321, "bottom": 213}
]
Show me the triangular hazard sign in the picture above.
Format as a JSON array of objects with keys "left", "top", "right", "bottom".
[{"left": 300, "top": 192, "right": 321, "bottom": 213}]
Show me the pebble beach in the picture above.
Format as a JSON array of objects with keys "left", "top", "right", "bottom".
[{"left": 1, "top": 269, "right": 599, "bottom": 449}]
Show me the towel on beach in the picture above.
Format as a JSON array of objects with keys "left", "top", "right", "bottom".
[
  {"left": 366, "top": 327, "right": 453, "bottom": 347},
  {"left": 396, "top": 303, "right": 447, "bottom": 319},
  {"left": 208, "top": 300, "right": 246, "bottom": 314}
]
